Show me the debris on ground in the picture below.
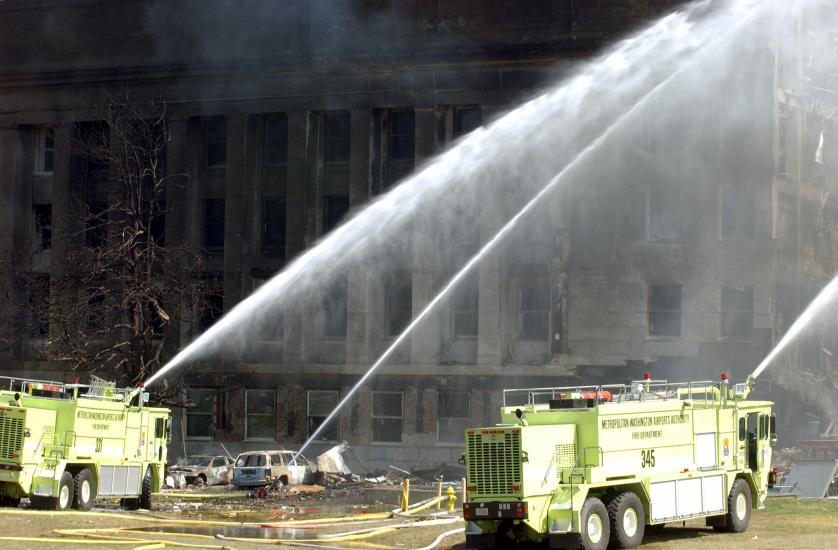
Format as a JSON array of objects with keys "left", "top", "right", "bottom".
[{"left": 317, "top": 442, "right": 353, "bottom": 475}]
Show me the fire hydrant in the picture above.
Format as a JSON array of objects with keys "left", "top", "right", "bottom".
[{"left": 446, "top": 486, "right": 456, "bottom": 513}]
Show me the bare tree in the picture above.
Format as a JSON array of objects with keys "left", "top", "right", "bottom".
[{"left": 8, "top": 89, "right": 207, "bottom": 386}]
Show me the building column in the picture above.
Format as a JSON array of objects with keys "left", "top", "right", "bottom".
[
  {"left": 0, "top": 126, "right": 24, "bottom": 345},
  {"left": 347, "top": 109, "right": 373, "bottom": 365},
  {"left": 222, "top": 113, "right": 249, "bottom": 311},
  {"left": 49, "top": 127, "right": 72, "bottom": 343},
  {"left": 164, "top": 119, "right": 191, "bottom": 249},
  {"left": 410, "top": 108, "right": 440, "bottom": 365}
]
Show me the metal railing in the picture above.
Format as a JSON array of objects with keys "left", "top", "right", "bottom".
[
  {"left": 503, "top": 379, "right": 728, "bottom": 408},
  {"left": 0, "top": 375, "right": 135, "bottom": 403}
]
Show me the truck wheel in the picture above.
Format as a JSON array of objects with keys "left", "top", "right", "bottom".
[
  {"left": 73, "top": 469, "right": 96, "bottom": 511},
  {"left": 32, "top": 471, "right": 75, "bottom": 510},
  {"left": 0, "top": 496, "right": 20, "bottom": 508},
  {"left": 715, "top": 478, "right": 751, "bottom": 533},
  {"left": 576, "top": 497, "right": 610, "bottom": 550},
  {"left": 138, "top": 468, "right": 153, "bottom": 510},
  {"left": 607, "top": 491, "right": 645, "bottom": 549}
]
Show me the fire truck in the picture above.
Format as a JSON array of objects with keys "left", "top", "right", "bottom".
[
  {"left": 462, "top": 375, "right": 775, "bottom": 549},
  {"left": 0, "top": 376, "right": 170, "bottom": 510}
]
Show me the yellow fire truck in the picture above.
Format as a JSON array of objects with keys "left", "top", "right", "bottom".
[
  {"left": 0, "top": 376, "right": 170, "bottom": 510},
  {"left": 462, "top": 375, "right": 775, "bottom": 549}
]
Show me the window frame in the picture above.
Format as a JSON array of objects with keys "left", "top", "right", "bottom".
[
  {"left": 35, "top": 127, "right": 55, "bottom": 174},
  {"left": 518, "top": 278, "right": 550, "bottom": 340},
  {"left": 244, "top": 389, "right": 276, "bottom": 441},
  {"left": 452, "top": 275, "right": 479, "bottom": 338},
  {"left": 203, "top": 198, "right": 226, "bottom": 250},
  {"left": 647, "top": 187, "right": 682, "bottom": 242},
  {"left": 206, "top": 116, "right": 227, "bottom": 168},
  {"left": 371, "top": 391, "right": 403, "bottom": 445},
  {"left": 648, "top": 284, "right": 682, "bottom": 338},
  {"left": 185, "top": 388, "right": 215, "bottom": 440},
  {"left": 263, "top": 113, "right": 289, "bottom": 167},
  {"left": 33, "top": 203, "right": 52, "bottom": 250},
  {"left": 719, "top": 185, "right": 755, "bottom": 240},
  {"left": 262, "top": 196, "right": 287, "bottom": 257},
  {"left": 720, "top": 286, "right": 754, "bottom": 340},
  {"left": 307, "top": 390, "right": 340, "bottom": 443},
  {"left": 437, "top": 390, "right": 470, "bottom": 445},
  {"left": 385, "top": 271, "right": 412, "bottom": 337}
]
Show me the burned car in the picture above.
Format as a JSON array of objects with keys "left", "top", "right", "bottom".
[
  {"left": 170, "top": 455, "right": 233, "bottom": 486},
  {"left": 232, "top": 450, "right": 316, "bottom": 487}
]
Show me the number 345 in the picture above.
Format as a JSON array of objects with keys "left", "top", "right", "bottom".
[{"left": 641, "top": 449, "right": 656, "bottom": 468}]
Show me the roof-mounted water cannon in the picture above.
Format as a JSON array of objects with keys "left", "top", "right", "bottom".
[
  {"left": 126, "top": 382, "right": 150, "bottom": 410},
  {"left": 730, "top": 374, "right": 756, "bottom": 400}
]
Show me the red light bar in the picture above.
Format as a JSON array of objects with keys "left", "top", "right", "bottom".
[{"left": 643, "top": 372, "right": 651, "bottom": 380}]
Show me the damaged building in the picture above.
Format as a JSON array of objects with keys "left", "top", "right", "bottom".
[{"left": 1, "top": 0, "right": 836, "bottom": 468}]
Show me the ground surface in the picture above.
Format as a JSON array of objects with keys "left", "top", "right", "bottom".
[{"left": 0, "top": 497, "right": 835, "bottom": 549}]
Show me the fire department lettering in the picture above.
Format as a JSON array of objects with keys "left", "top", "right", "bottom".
[
  {"left": 601, "top": 414, "right": 689, "bottom": 430},
  {"left": 77, "top": 410, "right": 125, "bottom": 421}
]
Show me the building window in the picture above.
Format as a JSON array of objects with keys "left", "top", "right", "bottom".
[
  {"left": 307, "top": 390, "right": 339, "bottom": 442},
  {"left": 86, "top": 290, "right": 106, "bottom": 331},
  {"left": 648, "top": 188, "right": 681, "bottom": 241},
  {"left": 206, "top": 116, "right": 227, "bottom": 167},
  {"left": 85, "top": 201, "right": 107, "bottom": 248},
  {"left": 438, "top": 391, "right": 470, "bottom": 444},
  {"left": 262, "top": 197, "right": 286, "bottom": 257},
  {"left": 33, "top": 204, "right": 51, "bottom": 250},
  {"left": 519, "top": 279, "right": 550, "bottom": 339},
  {"left": 720, "top": 186, "right": 755, "bottom": 240},
  {"left": 263, "top": 114, "right": 288, "bottom": 166},
  {"left": 385, "top": 110, "right": 415, "bottom": 189},
  {"left": 453, "top": 107, "right": 481, "bottom": 140},
  {"left": 35, "top": 128, "right": 55, "bottom": 173},
  {"left": 386, "top": 272, "right": 412, "bottom": 337},
  {"left": 200, "top": 290, "right": 223, "bottom": 331},
  {"left": 372, "top": 391, "right": 402, "bottom": 443},
  {"left": 326, "top": 111, "right": 351, "bottom": 164},
  {"left": 322, "top": 277, "right": 347, "bottom": 338},
  {"left": 453, "top": 275, "right": 479, "bottom": 337},
  {"left": 203, "top": 199, "right": 225, "bottom": 249},
  {"left": 186, "top": 388, "right": 215, "bottom": 438},
  {"left": 721, "top": 286, "right": 753, "bottom": 339},
  {"left": 29, "top": 273, "right": 49, "bottom": 337},
  {"left": 649, "top": 284, "right": 681, "bottom": 337},
  {"left": 245, "top": 389, "right": 276, "bottom": 440},
  {"left": 257, "top": 311, "right": 284, "bottom": 342},
  {"left": 323, "top": 194, "right": 349, "bottom": 234}
]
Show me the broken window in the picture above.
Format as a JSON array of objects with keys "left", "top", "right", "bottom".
[
  {"left": 206, "top": 116, "right": 227, "bottom": 167},
  {"left": 720, "top": 185, "right": 755, "bottom": 240},
  {"left": 386, "top": 271, "right": 412, "bottom": 337},
  {"left": 326, "top": 111, "right": 351, "bottom": 163},
  {"left": 384, "top": 110, "right": 415, "bottom": 189},
  {"left": 322, "top": 194, "right": 349, "bottom": 234},
  {"left": 263, "top": 197, "right": 286, "bottom": 257},
  {"left": 200, "top": 287, "right": 223, "bottom": 331},
  {"left": 452, "top": 274, "right": 479, "bottom": 337},
  {"left": 307, "top": 390, "right": 339, "bottom": 442},
  {"left": 648, "top": 188, "right": 681, "bottom": 241},
  {"left": 372, "top": 391, "right": 402, "bottom": 443},
  {"left": 85, "top": 201, "right": 108, "bottom": 248},
  {"left": 33, "top": 204, "right": 51, "bottom": 250},
  {"left": 203, "top": 199, "right": 225, "bottom": 249},
  {"left": 648, "top": 284, "right": 681, "bottom": 337},
  {"left": 453, "top": 107, "right": 481, "bottom": 140},
  {"left": 245, "top": 389, "right": 276, "bottom": 440},
  {"left": 35, "top": 127, "right": 54, "bottom": 173},
  {"left": 721, "top": 286, "right": 753, "bottom": 339},
  {"left": 519, "top": 279, "right": 550, "bottom": 339},
  {"left": 186, "top": 388, "right": 214, "bottom": 438},
  {"left": 263, "top": 114, "right": 288, "bottom": 166},
  {"left": 29, "top": 273, "right": 49, "bottom": 337},
  {"left": 438, "top": 391, "right": 470, "bottom": 444},
  {"left": 322, "top": 276, "right": 347, "bottom": 338}
]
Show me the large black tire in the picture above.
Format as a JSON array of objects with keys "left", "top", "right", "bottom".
[
  {"left": 576, "top": 497, "right": 610, "bottom": 550},
  {"left": 73, "top": 468, "right": 96, "bottom": 511},
  {"left": 714, "top": 478, "right": 752, "bottom": 533},
  {"left": 32, "top": 471, "right": 74, "bottom": 510},
  {"left": 607, "top": 491, "right": 645, "bottom": 549},
  {"left": 0, "top": 495, "right": 20, "bottom": 508},
  {"left": 139, "top": 467, "right": 153, "bottom": 510}
]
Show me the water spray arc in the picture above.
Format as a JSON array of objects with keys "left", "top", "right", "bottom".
[
  {"left": 299, "top": 71, "right": 698, "bottom": 456},
  {"left": 751, "top": 273, "right": 838, "bottom": 379}
]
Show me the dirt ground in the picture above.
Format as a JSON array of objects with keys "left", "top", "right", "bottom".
[{"left": 0, "top": 497, "right": 835, "bottom": 549}]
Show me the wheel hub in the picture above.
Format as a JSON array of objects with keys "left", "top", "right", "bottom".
[
  {"left": 81, "top": 480, "right": 91, "bottom": 502},
  {"left": 623, "top": 507, "right": 638, "bottom": 537},
  {"left": 59, "top": 485, "right": 70, "bottom": 508},
  {"left": 588, "top": 513, "right": 604, "bottom": 544},
  {"left": 736, "top": 493, "right": 747, "bottom": 520}
]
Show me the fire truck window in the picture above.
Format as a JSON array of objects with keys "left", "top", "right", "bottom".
[
  {"left": 155, "top": 418, "right": 165, "bottom": 438},
  {"left": 769, "top": 414, "right": 777, "bottom": 438},
  {"left": 738, "top": 417, "right": 746, "bottom": 441}
]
